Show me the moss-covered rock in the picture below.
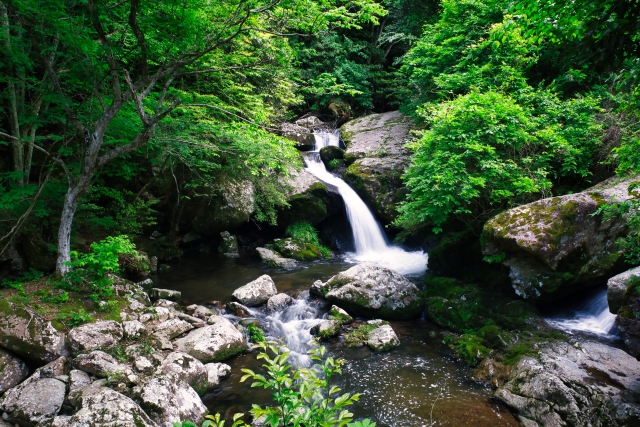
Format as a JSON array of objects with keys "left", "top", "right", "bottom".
[
  {"left": 319, "top": 145, "right": 344, "bottom": 165},
  {"left": 615, "top": 276, "right": 640, "bottom": 357},
  {"left": 310, "top": 320, "right": 341, "bottom": 340},
  {"left": 279, "top": 171, "right": 343, "bottom": 227},
  {"left": 483, "top": 176, "right": 640, "bottom": 301},
  {"left": 267, "top": 238, "right": 322, "bottom": 261},
  {"left": 340, "top": 111, "right": 414, "bottom": 223},
  {"left": 191, "top": 179, "right": 255, "bottom": 236}
]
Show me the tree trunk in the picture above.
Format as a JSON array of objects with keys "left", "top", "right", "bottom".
[{"left": 55, "top": 178, "right": 90, "bottom": 274}]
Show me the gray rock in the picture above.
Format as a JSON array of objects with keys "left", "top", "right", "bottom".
[
  {"left": 134, "top": 357, "right": 155, "bottom": 375},
  {"left": 225, "top": 302, "right": 251, "bottom": 317},
  {"left": 136, "top": 278, "right": 155, "bottom": 290},
  {"left": 495, "top": 341, "right": 640, "bottom": 426},
  {"left": 204, "top": 363, "right": 231, "bottom": 389},
  {"left": 69, "top": 369, "right": 91, "bottom": 391},
  {"left": 186, "top": 305, "right": 218, "bottom": 320},
  {"left": 256, "top": 247, "right": 298, "bottom": 270},
  {"left": 232, "top": 275, "right": 278, "bottom": 307},
  {"left": 152, "top": 318, "right": 194, "bottom": 340},
  {"left": 68, "top": 320, "right": 123, "bottom": 354},
  {"left": 140, "top": 374, "right": 208, "bottom": 427},
  {"left": 183, "top": 230, "right": 204, "bottom": 245},
  {"left": 608, "top": 266, "right": 640, "bottom": 314},
  {"left": 150, "top": 288, "right": 182, "bottom": 301},
  {"left": 67, "top": 381, "right": 156, "bottom": 427},
  {"left": 153, "top": 306, "right": 172, "bottom": 322},
  {"left": 310, "top": 320, "right": 341, "bottom": 339},
  {"left": 320, "top": 263, "right": 423, "bottom": 319},
  {"left": 366, "top": 325, "right": 400, "bottom": 351},
  {"left": 267, "top": 293, "right": 293, "bottom": 312},
  {"left": 327, "top": 305, "right": 353, "bottom": 325},
  {"left": 310, "top": 280, "right": 324, "bottom": 297},
  {"left": 483, "top": 176, "right": 639, "bottom": 301},
  {"left": 219, "top": 231, "right": 239, "bottom": 253},
  {"left": 0, "top": 299, "right": 66, "bottom": 363},
  {"left": 341, "top": 111, "right": 414, "bottom": 222},
  {"left": 174, "top": 316, "right": 247, "bottom": 363},
  {"left": 0, "top": 348, "right": 29, "bottom": 395},
  {"left": 157, "top": 352, "right": 208, "bottom": 394},
  {"left": 190, "top": 178, "right": 255, "bottom": 236},
  {"left": 72, "top": 350, "right": 120, "bottom": 377},
  {"left": 123, "top": 320, "right": 148, "bottom": 339},
  {"left": 0, "top": 376, "right": 66, "bottom": 426}
]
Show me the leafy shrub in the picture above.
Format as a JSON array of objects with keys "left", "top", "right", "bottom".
[
  {"left": 56, "top": 308, "right": 94, "bottom": 328},
  {"left": 594, "top": 197, "right": 640, "bottom": 265},
  {"left": 246, "top": 324, "right": 265, "bottom": 343}
]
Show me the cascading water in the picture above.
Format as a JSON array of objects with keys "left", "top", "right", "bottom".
[
  {"left": 545, "top": 289, "right": 619, "bottom": 338},
  {"left": 305, "top": 130, "right": 428, "bottom": 276}
]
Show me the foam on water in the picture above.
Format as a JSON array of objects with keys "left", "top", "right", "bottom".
[{"left": 545, "top": 289, "right": 619, "bottom": 338}]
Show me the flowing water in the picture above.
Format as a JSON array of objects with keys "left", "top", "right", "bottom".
[
  {"left": 545, "top": 288, "right": 620, "bottom": 340},
  {"left": 305, "top": 131, "right": 429, "bottom": 277}
]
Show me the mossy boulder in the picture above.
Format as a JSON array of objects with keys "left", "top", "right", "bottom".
[
  {"left": 607, "top": 266, "right": 640, "bottom": 314},
  {"left": 267, "top": 238, "right": 322, "bottom": 261},
  {"left": 340, "top": 111, "right": 414, "bottom": 222},
  {"left": 483, "top": 176, "right": 639, "bottom": 301},
  {"left": 190, "top": 179, "right": 255, "bottom": 236},
  {"left": 310, "top": 320, "right": 341, "bottom": 340},
  {"left": 319, "top": 145, "right": 344, "bottom": 165},
  {"left": 279, "top": 171, "right": 343, "bottom": 227},
  {"left": 615, "top": 277, "right": 640, "bottom": 358}
]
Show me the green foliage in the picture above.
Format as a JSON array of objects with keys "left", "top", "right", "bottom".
[
  {"left": 284, "top": 221, "right": 332, "bottom": 259},
  {"left": 56, "top": 308, "right": 94, "bottom": 328},
  {"left": 344, "top": 324, "right": 377, "bottom": 347},
  {"left": 594, "top": 198, "right": 640, "bottom": 265},
  {"left": 247, "top": 324, "right": 266, "bottom": 343}
]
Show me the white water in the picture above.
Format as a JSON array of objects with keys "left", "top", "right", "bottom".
[
  {"left": 546, "top": 289, "right": 619, "bottom": 338},
  {"left": 305, "top": 131, "right": 428, "bottom": 276}
]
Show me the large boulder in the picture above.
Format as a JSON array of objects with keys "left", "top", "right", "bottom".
[
  {"left": 191, "top": 179, "right": 255, "bottom": 236},
  {"left": 157, "top": 352, "right": 208, "bottom": 394},
  {"left": 204, "top": 363, "right": 231, "bottom": 389},
  {"left": 0, "top": 348, "right": 29, "bottom": 395},
  {"left": 174, "top": 316, "right": 247, "bottom": 363},
  {"left": 68, "top": 320, "right": 123, "bottom": 354},
  {"left": 341, "top": 111, "right": 414, "bottom": 222},
  {"left": 482, "top": 176, "right": 638, "bottom": 301},
  {"left": 280, "top": 170, "right": 342, "bottom": 227},
  {"left": 268, "top": 238, "right": 323, "bottom": 261},
  {"left": 0, "top": 299, "right": 66, "bottom": 363},
  {"left": 256, "top": 247, "right": 298, "bottom": 270},
  {"left": 495, "top": 341, "right": 640, "bottom": 426},
  {"left": 67, "top": 381, "right": 156, "bottom": 427},
  {"left": 366, "top": 324, "right": 400, "bottom": 351},
  {"left": 232, "top": 275, "right": 278, "bottom": 306},
  {"left": 267, "top": 293, "right": 294, "bottom": 312},
  {"left": 615, "top": 282, "right": 640, "bottom": 358},
  {"left": 314, "top": 263, "right": 423, "bottom": 319},
  {"left": 72, "top": 350, "right": 121, "bottom": 377},
  {"left": 608, "top": 266, "right": 640, "bottom": 314},
  {"left": 140, "top": 374, "right": 208, "bottom": 427},
  {"left": 310, "top": 320, "right": 341, "bottom": 339}
]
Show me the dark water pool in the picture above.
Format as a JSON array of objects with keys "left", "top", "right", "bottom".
[{"left": 156, "top": 253, "right": 518, "bottom": 427}]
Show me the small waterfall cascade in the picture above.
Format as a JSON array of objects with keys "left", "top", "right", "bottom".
[
  {"left": 304, "top": 130, "right": 428, "bottom": 276},
  {"left": 545, "top": 289, "right": 619, "bottom": 338}
]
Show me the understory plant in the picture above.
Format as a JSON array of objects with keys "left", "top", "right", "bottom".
[
  {"left": 594, "top": 194, "right": 640, "bottom": 265},
  {"left": 285, "top": 221, "right": 332, "bottom": 259}
]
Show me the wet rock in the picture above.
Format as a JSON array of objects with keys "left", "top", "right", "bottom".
[
  {"left": 67, "top": 381, "right": 155, "bottom": 427},
  {"left": 123, "top": 320, "right": 148, "bottom": 339},
  {"left": 174, "top": 316, "right": 247, "bottom": 363},
  {"left": 150, "top": 288, "right": 182, "bottom": 301},
  {"left": 341, "top": 111, "right": 414, "bottom": 222},
  {"left": 319, "top": 145, "right": 344, "bottom": 166},
  {"left": 68, "top": 320, "right": 123, "bottom": 354},
  {"left": 73, "top": 350, "right": 120, "bottom": 377},
  {"left": 327, "top": 305, "right": 353, "bottom": 325},
  {"left": 204, "top": 363, "right": 231, "bottom": 388},
  {"left": 616, "top": 283, "right": 640, "bottom": 358},
  {"left": 0, "top": 299, "right": 66, "bottom": 363},
  {"left": 69, "top": 369, "right": 91, "bottom": 391},
  {"left": 140, "top": 374, "right": 208, "bottom": 427},
  {"left": 232, "top": 275, "right": 278, "bottom": 307},
  {"left": 279, "top": 170, "right": 343, "bottom": 228},
  {"left": 495, "top": 341, "right": 640, "bottom": 426},
  {"left": 310, "top": 320, "right": 341, "bottom": 339},
  {"left": 366, "top": 325, "right": 400, "bottom": 351},
  {"left": 256, "top": 247, "right": 298, "bottom": 270},
  {"left": 268, "top": 238, "right": 323, "bottom": 261},
  {"left": 137, "top": 278, "right": 155, "bottom": 291},
  {"left": 319, "top": 263, "right": 423, "bottom": 319},
  {"left": 238, "top": 318, "right": 260, "bottom": 328},
  {"left": 0, "top": 348, "right": 29, "bottom": 395},
  {"left": 152, "top": 318, "right": 194, "bottom": 340},
  {"left": 189, "top": 305, "right": 218, "bottom": 319},
  {"left": 183, "top": 230, "right": 204, "bottom": 245},
  {"left": 483, "top": 176, "right": 639, "bottom": 301},
  {"left": 225, "top": 301, "right": 251, "bottom": 317},
  {"left": 608, "top": 266, "right": 640, "bottom": 314},
  {"left": 0, "top": 375, "right": 66, "bottom": 426},
  {"left": 310, "top": 280, "right": 324, "bottom": 297},
  {"left": 472, "top": 359, "right": 513, "bottom": 389},
  {"left": 157, "top": 352, "right": 208, "bottom": 394},
  {"left": 219, "top": 231, "right": 239, "bottom": 254},
  {"left": 267, "top": 293, "right": 293, "bottom": 312}
]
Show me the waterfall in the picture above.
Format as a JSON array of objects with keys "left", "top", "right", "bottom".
[
  {"left": 545, "top": 289, "right": 619, "bottom": 338},
  {"left": 304, "top": 130, "right": 428, "bottom": 276}
]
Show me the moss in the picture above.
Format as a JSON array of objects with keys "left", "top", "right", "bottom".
[
  {"left": 344, "top": 324, "right": 376, "bottom": 347},
  {"left": 502, "top": 342, "right": 534, "bottom": 365},
  {"left": 444, "top": 334, "right": 492, "bottom": 366}
]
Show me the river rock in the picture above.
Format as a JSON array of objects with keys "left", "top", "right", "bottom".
[
  {"left": 174, "top": 316, "right": 247, "bottom": 363},
  {"left": 366, "top": 325, "right": 400, "bottom": 351},
  {"left": 219, "top": 231, "right": 239, "bottom": 254},
  {"left": 157, "top": 352, "right": 208, "bottom": 394},
  {"left": 67, "top": 381, "right": 156, "bottom": 427},
  {"left": 615, "top": 282, "right": 640, "bottom": 358},
  {"left": 267, "top": 293, "right": 294, "bottom": 311},
  {"left": 150, "top": 288, "right": 182, "bottom": 301},
  {"left": 0, "top": 348, "right": 29, "bottom": 395},
  {"left": 317, "top": 263, "right": 423, "bottom": 319},
  {"left": 68, "top": 320, "right": 123, "bottom": 354},
  {"left": 310, "top": 320, "right": 341, "bottom": 339},
  {"left": 226, "top": 301, "right": 251, "bottom": 317},
  {"left": 152, "top": 318, "right": 194, "bottom": 340},
  {"left": 608, "top": 266, "right": 640, "bottom": 314},
  {"left": 123, "top": 320, "right": 148, "bottom": 339},
  {"left": 191, "top": 178, "right": 255, "bottom": 236},
  {"left": 268, "top": 238, "right": 323, "bottom": 261},
  {"left": 183, "top": 230, "right": 204, "bottom": 245},
  {"left": 0, "top": 299, "right": 66, "bottom": 363},
  {"left": 328, "top": 305, "right": 353, "bottom": 325},
  {"left": 73, "top": 350, "right": 120, "bottom": 377},
  {"left": 341, "top": 111, "right": 414, "bottom": 222},
  {"left": 69, "top": 369, "right": 91, "bottom": 391},
  {"left": 495, "top": 340, "right": 640, "bottom": 426},
  {"left": 204, "top": 363, "right": 231, "bottom": 388},
  {"left": 0, "top": 375, "right": 66, "bottom": 426},
  {"left": 140, "top": 374, "right": 208, "bottom": 427},
  {"left": 319, "top": 145, "right": 344, "bottom": 166},
  {"left": 232, "top": 275, "right": 278, "bottom": 306},
  {"left": 280, "top": 169, "right": 343, "bottom": 227},
  {"left": 483, "top": 176, "right": 639, "bottom": 301},
  {"left": 256, "top": 247, "right": 298, "bottom": 270}
]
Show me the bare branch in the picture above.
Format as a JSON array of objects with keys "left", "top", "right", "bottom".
[{"left": 123, "top": 70, "right": 150, "bottom": 126}]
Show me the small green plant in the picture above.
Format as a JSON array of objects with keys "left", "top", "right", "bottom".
[
  {"left": 344, "top": 324, "right": 377, "bottom": 347},
  {"left": 594, "top": 199, "right": 640, "bottom": 265},
  {"left": 347, "top": 421, "right": 376, "bottom": 427},
  {"left": 56, "top": 308, "right": 94, "bottom": 328},
  {"left": 285, "top": 221, "right": 333, "bottom": 259},
  {"left": 328, "top": 159, "right": 344, "bottom": 169},
  {"left": 247, "top": 324, "right": 266, "bottom": 343}
]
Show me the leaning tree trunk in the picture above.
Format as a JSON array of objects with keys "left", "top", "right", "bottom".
[{"left": 55, "top": 176, "right": 91, "bottom": 274}]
